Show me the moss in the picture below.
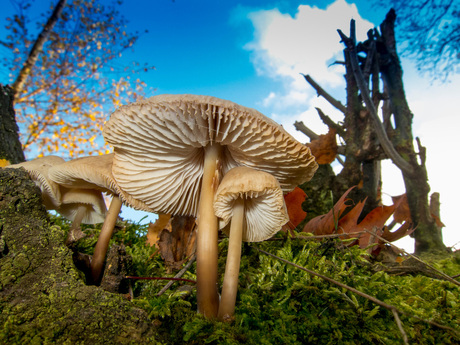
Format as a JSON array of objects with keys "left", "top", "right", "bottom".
[
  {"left": 0, "top": 168, "right": 163, "bottom": 345},
  {"left": 1, "top": 168, "right": 460, "bottom": 344}
]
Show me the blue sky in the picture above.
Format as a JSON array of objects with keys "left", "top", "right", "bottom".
[{"left": 1, "top": 0, "right": 459, "bottom": 251}]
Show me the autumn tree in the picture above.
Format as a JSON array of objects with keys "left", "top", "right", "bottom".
[
  {"left": 377, "top": 0, "right": 459, "bottom": 81},
  {"left": 0, "top": 0, "right": 153, "bottom": 158},
  {"left": 297, "top": 9, "right": 447, "bottom": 254}
]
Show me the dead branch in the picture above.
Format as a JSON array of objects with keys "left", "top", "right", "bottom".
[
  {"left": 11, "top": 0, "right": 67, "bottom": 98},
  {"left": 338, "top": 22, "right": 415, "bottom": 176},
  {"left": 295, "top": 231, "right": 365, "bottom": 240},
  {"left": 364, "top": 229, "right": 460, "bottom": 287},
  {"left": 302, "top": 74, "right": 347, "bottom": 114},
  {"left": 293, "top": 121, "right": 319, "bottom": 141},
  {"left": 294, "top": 120, "right": 345, "bottom": 164},
  {"left": 156, "top": 254, "right": 196, "bottom": 296},
  {"left": 314, "top": 107, "right": 346, "bottom": 138}
]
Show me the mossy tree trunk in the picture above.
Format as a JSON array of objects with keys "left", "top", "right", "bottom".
[
  {"left": 0, "top": 168, "right": 159, "bottom": 344},
  {"left": 377, "top": 10, "right": 446, "bottom": 254},
  {"left": 0, "top": 84, "right": 25, "bottom": 164}
]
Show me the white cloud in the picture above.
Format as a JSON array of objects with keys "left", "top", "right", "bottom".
[{"left": 244, "top": 0, "right": 373, "bottom": 112}]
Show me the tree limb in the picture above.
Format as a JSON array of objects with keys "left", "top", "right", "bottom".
[
  {"left": 302, "top": 74, "right": 347, "bottom": 114},
  {"left": 293, "top": 121, "right": 319, "bottom": 141},
  {"left": 338, "top": 21, "right": 415, "bottom": 176},
  {"left": 11, "top": 0, "right": 67, "bottom": 99},
  {"left": 315, "top": 107, "right": 346, "bottom": 138}
]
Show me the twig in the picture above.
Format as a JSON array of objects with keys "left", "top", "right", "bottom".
[
  {"left": 295, "top": 231, "right": 366, "bottom": 240},
  {"left": 302, "top": 74, "right": 347, "bottom": 114},
  {"left": 363, "top": 229, "right": 460, "bottom": 287},
  {"left": 156, "top": 254, "right": 197, "bottom": 296},
  {"left": 252, "top": 246, "right": 460, "bottom": 339},
  {"left": 314, "top": 107, "right": 346, "bottom": 138},
  {"left": 125, "top": 276, "right": 196, "bottom": 284},
  {"left": 293, "top": 121, "right": 319, "bottom": 141},
  {"left": 338, "top": 22, "right": 415, "bottom": 176},
  {"left": 392, "top": 309, "right": 409, "bottom": 345},
  {"left": 12, "top": 0, "right": 67, "bottom": 98}
]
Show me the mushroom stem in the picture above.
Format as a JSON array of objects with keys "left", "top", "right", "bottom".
[
  {"left": 218, "top": 197, "right": 244, "bottom": 321},
  {"left": 66, "top": 204, "right": 88, "bottom": 245},
  {"left": 196, "top": 142, "right": 222, "bottom": 318},
  {"left": 90, "top": 195, "right": 123, "bottom": 285}
]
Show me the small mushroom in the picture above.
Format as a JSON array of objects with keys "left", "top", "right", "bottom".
[
  {"left": 103, "top": 94, "right": 318, "bottom": 318},
  {"left": 6, "top": 156, "right": 107, "bottom": 245},
  {"left": 214, "top": 166, "right": 289, "bottom": 320},
  {"left": 59, "top": 188, "right": 107, "bottom": 245},
  {"left": 48, "top": 153, "right": 152, "bottom": 284}
]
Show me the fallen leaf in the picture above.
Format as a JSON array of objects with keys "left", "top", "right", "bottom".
[
  {"left": 158, "top": 215, "right": 196, "bottom": 272},
  {"left": 147, "top": 214, "right": 171, "bottom": 248},
  {"left": 382, "top": 221, "right": 415, "bottom": 242},
  {"left": 306, "top": 128, "right": 337, "bottom": 164},
  {"left": 284, "top": 187, "right": 307, "bottom": 229},
  {"left": 302, "top": 187, "right": 416, "bottom": 254},
  {"left": 355, "top": 204, "right": 396, "bottom": 248},
  {"left": 431, "top": 214, "right": 445, "bottom": 228},
  {"left": 392, "top": 194, "right": 411, "bottom": 223},
  {"left": 303, "top": 186, "right": 355, "bottom": 235}
]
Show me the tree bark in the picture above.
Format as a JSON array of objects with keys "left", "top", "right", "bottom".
[
  {"left": 378, "top": 10, "right": 446, "bottom": 254},
  {"left": 0, "top": 84, "right": 25, "bottom": 163}
]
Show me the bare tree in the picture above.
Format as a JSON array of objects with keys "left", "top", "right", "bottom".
[{"left": 297, "top": 9, "right": 447, "bottom": 254}]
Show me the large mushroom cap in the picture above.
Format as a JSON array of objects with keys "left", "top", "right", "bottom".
[
  {"left": 48, "top": 153, "right": 153, "bottom": 212},
  {"left": 103, "top": 94, "right": 318, "bottom": 216},
  {"left": 6, "top": 156, "right": 65, "bottom": 209},
  {"left": 214, "top": 166, "right": 288, "bottom": 242}
]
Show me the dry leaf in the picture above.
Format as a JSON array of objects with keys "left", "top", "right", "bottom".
[
  {"left": 146, "top": 214, "right": 171, "bottom": 248},
  {"left": 158, "top": 215, "right": 196, "bottom": 272},
  {"left": 382, "top": 221, "right": 415, "bottom": 242},
  {"left": 355, "top": 204, "right": 396, "bottom": 248},
  {"left": 306, "top": 128, "right": 337, "bottom": 164},
  {"left": 303, "top": 186, "right": 355, "bottom": 235},
  {"left": 284, "top": 187, "right": 307, "bottom": 229},
  {"left": 431, "top": 214, "right": 445, "bottom": 228},
  {"left": 392, "top": 194, "right": 411, "bottom": 223},
  {"left": 302, "top": 186, "right": 415, "bottom": 254}
]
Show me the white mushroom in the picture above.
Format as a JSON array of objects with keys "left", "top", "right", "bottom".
[
  {"left": 214, "top": 166, "right": 289, "bottom": 320},
  {"left": 103, "top": 94, "right": 318, "bottom": 318},
  {"left": 48, "top": 153, "right": 152, "bottom": 284},
  {"left": 6, "top": 156, "right": 107, "bottom": 245}
]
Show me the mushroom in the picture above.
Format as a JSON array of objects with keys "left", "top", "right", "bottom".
[
  {"left": 59, "top": 188, "right": 107, "bottom": 245},
  {"left": 6, "top": 156, "right": 107, "bottom": 245},
  {"left": 213, "top": 166, "right": 289, "bottom": 320},
  {"left": 6, "top": 156, "right": 65, "bottom": 210},
  {"left": 48, "top": 153, "right": 152, "bottom": 284},
  {"left": 103, "top": 94, "right": 318, "bottom": 318}
]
